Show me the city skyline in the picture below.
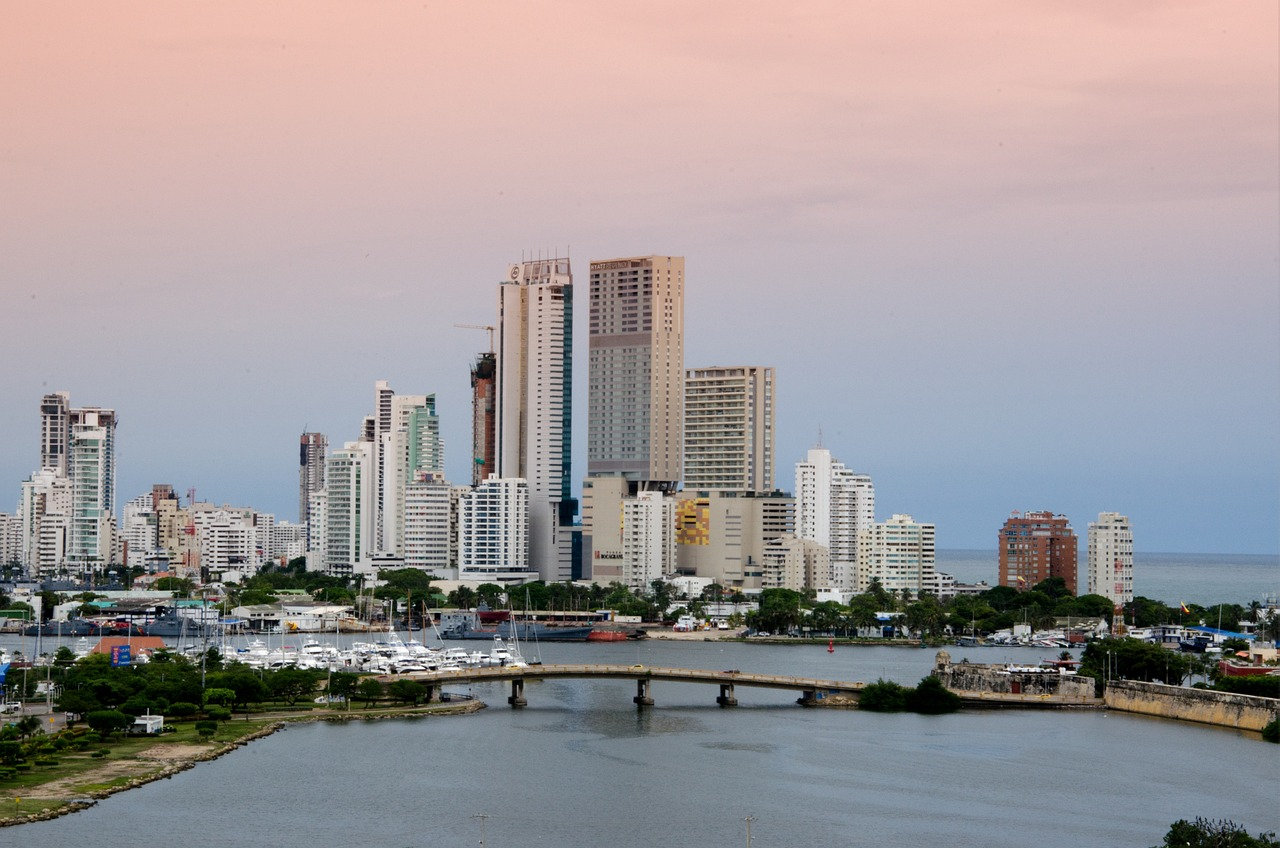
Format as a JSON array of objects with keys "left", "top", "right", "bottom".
[{"left": 1, "top": 3, "right": 1276, "bottom": 554}]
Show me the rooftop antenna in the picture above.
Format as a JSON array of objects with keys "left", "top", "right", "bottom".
[{"left": 816, "top": 427, "right": 824, "bottom": 449}]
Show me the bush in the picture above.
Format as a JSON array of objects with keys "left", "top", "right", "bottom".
[
  {"left": 91, "top": 749, "right": 108, "bottom": 758},
  {"left": 859, "top": 679, "right": 909, "bottom": 712},
  {"left": 194, "top": 720, "right": 217, "bottom": 740},
  {"left": 205, "top": 706, "right": 232, "bottom": 722},
  {"left": 1263, "top": 717, "right": 1279, "bottom": 744},
  {"left": 905, "top": 677, "right": 962, "bottom": 715},
  {"left": 168, "top": 702, "right": 199, "bottom": 718}
]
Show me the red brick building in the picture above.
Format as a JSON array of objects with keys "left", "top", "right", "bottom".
[{"left": 998, "top": 511, "right": 1078, "bottom": 594}]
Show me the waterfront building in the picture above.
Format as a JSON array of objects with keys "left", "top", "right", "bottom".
[
  {"left": 761, "top": 534, "right": 831, "bottom": 592},
  {"left": 794, "top": 447, "right": 874, "bottom": 591},
  {"left": 1087, "top": 512, "right": 1133, "bottom": 607},
  {"left": 457, "top": 476, "right": 535, "bottom": 583},
  {"left": 403, "top": 471, "right": 452, "bottom": 577},
  {"left": 305, "top": 489, "right": 327, "bottom": 570},
  {"left": 857, "top": 514, "right": 936, "bottom": 596},
  {"left": 271, "top": 520, "right": 306, "bottom": 563},
  {"left": 17, "top": 469, "right": 71, "bottom": 573},
  {"left": 0, "top": 512, "right": 19, "bottom": 569},
  {"left": 299, "top": 432, "right": 328, "bottom": 525},
  {"left": 121, "top": 494, "right": 156, "bottom": 569},
  {"left": 586, "top": 255, "right": 685, "bottom": 489},
  {"left": 496, "top": 258, "right": 576, "bottom": 582},
  {"left": 672, "top": 489, "right": 795, "bottom": 591},
  {"left": 469, "top": 351, "right": 497, "bottom": 486},
  {"left": 998, "top": 511, "right": 1078, "bottom": 594},
  {"left": 194, "top": 507, "right": 256, "bottom": 575},
  {"left": 380, "top": 393, "right": 443, "bottom": 556},
  {"left": 66, "top": 409, "right": 117, "bottom": 578},
  {"left": 621, "top": 491, "right": 676, "bottom": 592},
  {"left": 324, "top": 441, "right": 377, "bottom": 578},
  {"left": 684, "top": 366, "right": 775, "bottom": 492}
]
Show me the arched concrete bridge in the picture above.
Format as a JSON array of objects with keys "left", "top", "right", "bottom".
[{"left": 389, "top": 663, "right": 866, "bottom": 708}]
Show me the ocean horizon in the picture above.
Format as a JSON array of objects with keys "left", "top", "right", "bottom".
[{"left": 936, "top": 548, "right": 1279, "bottom": 607}]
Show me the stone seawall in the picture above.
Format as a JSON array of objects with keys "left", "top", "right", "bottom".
[
  {"left": 932, "top": 651, "right": 1095, "bottom": 700},
  {"left": 1104, "top": 680, "right": 1278, "bottom": 732}
]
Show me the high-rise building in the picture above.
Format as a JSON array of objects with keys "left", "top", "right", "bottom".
[
  {"left": 621, "top": 491, "right": 676, "bottom": 592},
  {"left": 66, "top": 409, "right": 117, "bottom": 577},
  {"left": 457, "top": 476, "right": 533, "bottom": 583},
  {"left": 684, "top": 366, "right": 775, "bottom": 492},
  {"left": 794, "top": 448, "right": 874, "bottom": 590},
  {"left": 381, "top": 394, "right": 442, "bottom": 555},
  {"left": 761, "top": 535, "right": 831, "bottom": 592},
  {"left": 496, "top": 258, "right": 576, "bottom": 582},
  {"left": 403, "top": 471, "right": 452, "bottom": 577},
  {"left": 857, "top": 514, "right": 936, "bottom": 596},
  {"left": 324, "top": 441, "right": 377, "bottom": 578},
  {"left": 39, "top": 391, "right": 71, "bottom": 474},
  {"left": 998, "top": 511, "right": 1078, "bottom": 593},
  {"left": 299, "top": 432, "right": 328, "bottom": 525},
  {"left": 1087, "top": 512, "right": 1133, "bottom": 607},
  {"left": 586, "top": 255, "right": 685, "bottom": 489},
  {"left": 470, "top": 352, "right": 497, "bottom": 486}
]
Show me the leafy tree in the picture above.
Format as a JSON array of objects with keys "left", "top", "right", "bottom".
[
  {"left": 356, "top": 678, "right": 384, "bottom": 708},
  {"left": 267, "top": 668, "right": 320, "bottom": 706},
  {"left": 194, "top": 720, "right": 218, "bottom": 740},
  {"left": 905, "top": 677, "right": 962, "bottom": 714},
  {"left": 153, "top": 576, "right": 195, "bottom": 596},
  {"left": 205, "top": 666, "right": 269, "bottom": 712},
  {"left": 1031, "top": 577, "right": 1072, "bottom": 599},
  {"left": 751, "top": 588, "right": 804, "bottom": 636},
  {"left": 203, "top": 687, "right": 236, "bottom": 709},
  {"left": 0, "top": 740, "right": 23, "bottom": 765},
  {"left": 328, "top": 672, "right": 359, "bottom": 704},
  {"left": 1154, "top": 818, "right": 1278, "bottom": 848},
  {"left": 449, "top": 586, "right": 478, "bottom": 610},
  {"left": 85, "top": 709, "right": 132, "bottom": 738},
  {"left": 387, "top": 679, "right": 428, "bottom": 705},
  {"left": 15, "top": 715, "right": 43, "bottom": 739},
  {"left": 859, "top": 679, "right": 909, "bottom": 712},
  {"left": 1078, "top": 638, "right": 1191, "bottom": 689}
]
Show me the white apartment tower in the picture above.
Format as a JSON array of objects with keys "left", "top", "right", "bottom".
[
  {"left": 403, "top": 471, "right": 452, "bottom": 577},
  {"left": 857, "top": 514, "right": 936, "bottom": 596},
  {"left": 621, "top": 491, "right": 676, "bottom": 592},
  {"left": 457, "top": 476, "right": 534, "bottom": 583},
  {"left": 1087, "top": 512, "right": 1133, "bottom": 607},
  {"left": 684, "top": 366, "right": 775, "bottom": 492},
  {"left": 794, "top": 448, "right": 875, "bottom": 590},
  {"left": 380, "top": 393, "right": 443, "bottom": 555},
  {"left": 324, "top": 441, "right": 377, "bottom": 578},
  {"left": 66, "top": 409, "right": 117, "bottom": 576},
  {"left": 587, "top": 255, "right": 685, "bottom": 489},
  {"left": 496, "top": 258, "right": 575, "bottom": 582}
]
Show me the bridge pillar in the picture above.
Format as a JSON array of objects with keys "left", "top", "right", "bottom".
[
  {"left": 633, "top": 678, "right": 654, "bottom": 707},
  {"left": 716, "top": 683, "right": 738, "bottom": 708},
  {"left": 508, "top": 678, "right": 527, "bottom": 708},
  {"left": 424, "top": 683, "right": 438, "bottom": 703},
  {"left": 797, "top": 688, "right": 817, "bottom": 706}
]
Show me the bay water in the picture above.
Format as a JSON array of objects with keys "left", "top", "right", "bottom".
[{"left": 9, "top": 639, "right": 1278, "bottom": 848}]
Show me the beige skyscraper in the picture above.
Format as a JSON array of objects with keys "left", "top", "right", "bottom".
[
  {"left": 587, "top": 255, "right": 684, "bottom": 490},
  {"left": 684, "top": 366, "right": 775, "bottom": 492}
]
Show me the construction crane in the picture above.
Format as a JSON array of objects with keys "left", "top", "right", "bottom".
[{"left": 454, "top": 323, "right": 495, "bottom": 353}]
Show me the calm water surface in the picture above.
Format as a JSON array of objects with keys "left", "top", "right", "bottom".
[{"left": 11, "top": 640, "right": 1277, "bottom": 848}]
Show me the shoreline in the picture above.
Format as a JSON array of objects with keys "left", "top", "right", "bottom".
[{"left": 0, "top": 699, "right": 483, "bottom": 828}]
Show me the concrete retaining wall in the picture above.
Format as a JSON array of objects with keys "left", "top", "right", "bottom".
[{"left": 1104, "top": 680, "right": 1278, "bottom": 731}]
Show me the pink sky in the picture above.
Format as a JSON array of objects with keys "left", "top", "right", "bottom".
[{"left": 2, "top": 2, "right": 1277, "bottom": 552}]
